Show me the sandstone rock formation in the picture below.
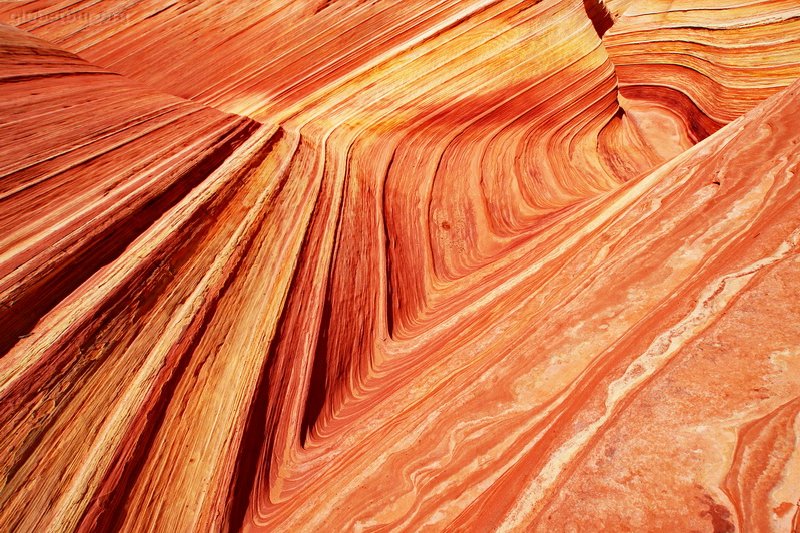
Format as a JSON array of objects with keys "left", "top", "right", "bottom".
[{"left": 0, "top": 1, "right": 799, "bottom": 531}]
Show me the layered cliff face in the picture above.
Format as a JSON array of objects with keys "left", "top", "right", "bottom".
[
  {"left": 0, "top": 1, "right": 799, "bottom": 532},
  {"left": 605, "top": 0, "right": 800, "bottom": 140}
]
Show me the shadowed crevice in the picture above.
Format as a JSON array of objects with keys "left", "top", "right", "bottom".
[
  {"left": 73, "top": 127, "right": 287, "bottom": 532},
  {"left": 583, "top": 0, "right": 614, "bottom": 38},
  {"left": 0, "top": 118, "right": 259, "bottom": 357}
]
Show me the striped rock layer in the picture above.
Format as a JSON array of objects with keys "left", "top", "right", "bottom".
[{"left": 0, "top": 1, "right": 799, "bottom": 531}]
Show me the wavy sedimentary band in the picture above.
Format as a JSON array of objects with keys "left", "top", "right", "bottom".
[
  {"left": 604, "top": 0, "right": 800, "bottom": 140},
  {"left": 238, "top": 77, "right": 800, "bottom": 532},
  {"left": 0, "top": 24, "right": 265, "bottom": 350},
  {"left": 0, "top": 1, "right": 799, "bottom": 532}
]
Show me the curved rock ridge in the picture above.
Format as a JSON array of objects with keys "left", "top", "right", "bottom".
[
  {"left": 0, "top": 1, "right": 799, "bottom": 532},
  {"left": 0, "top": 1, "right": 666, "bottom": 287},
  {"left": 605, "top": 0, "right": 800, "bottom": 141}
]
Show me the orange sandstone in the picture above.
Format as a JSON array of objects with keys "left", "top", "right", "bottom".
[{"left": 0, "top": 1, "right": 799, "bottom": 531}]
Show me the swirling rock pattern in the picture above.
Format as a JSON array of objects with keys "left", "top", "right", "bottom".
[{"left": 0, "top": 1, "right": 799, "bottom": 531}]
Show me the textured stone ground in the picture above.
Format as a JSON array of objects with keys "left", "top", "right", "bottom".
[{"left": 0, "top": 1, "right": 799, "bottom": 531}]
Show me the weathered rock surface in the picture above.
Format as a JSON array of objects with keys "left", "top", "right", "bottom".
[{"left": 0, "top": 1, "right": 799, "bottom": 531}]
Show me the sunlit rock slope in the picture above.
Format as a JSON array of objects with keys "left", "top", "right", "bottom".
[{"left": 0, "top": 1, "right": 799, "bottom": 531}]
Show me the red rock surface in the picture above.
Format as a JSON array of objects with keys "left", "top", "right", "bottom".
[{"left": 0, "top": 1, "right": 799, "bottom": 531}]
